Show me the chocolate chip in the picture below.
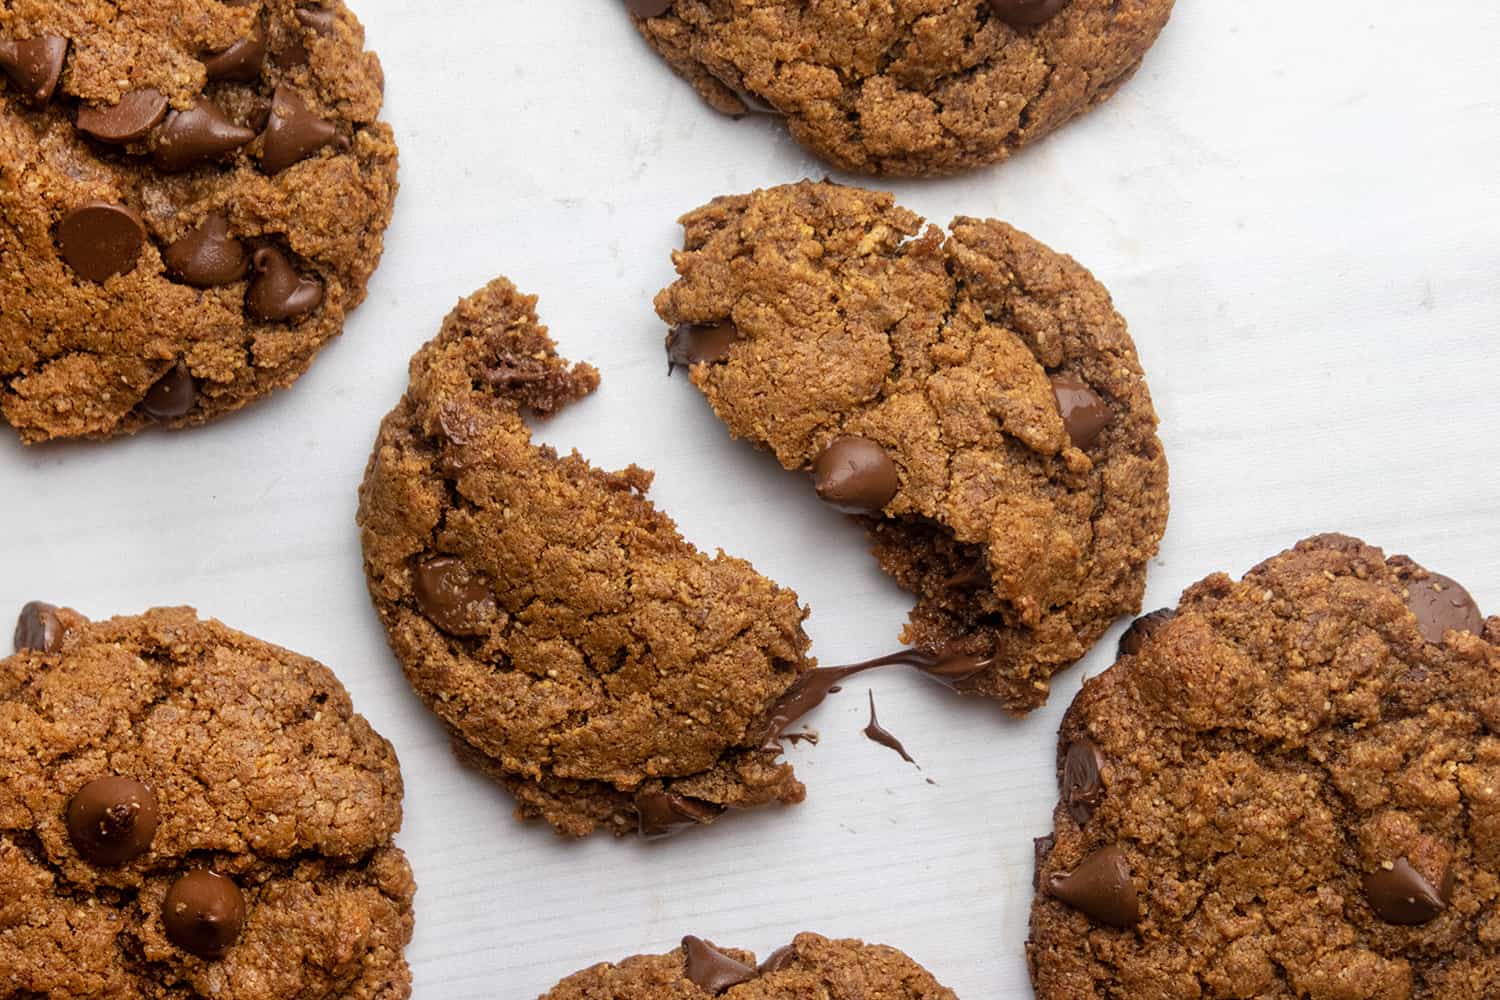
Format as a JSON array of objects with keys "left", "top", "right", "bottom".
[
  {"left": 1406, "top": 573, "right": 1484, "bottom": 644},
  {"left": 66, "top": 777, "right": 159, "bottom": 866},
  {"left": 164, "top": 214, "right": 248, "bottom": 288},
  {"left": 14, "top": 601, "right": 62, "bottom": 653},
  {"left": 0, "top": 36, "right": 67, "bottom": 104},
  {"left": 1118, "top": 608, "right": 1175, "bottom": 657},
  {"left": 202, "top": 24, "right": 267, "bottom": 82},
  {"left": 1050, "top": 373, "right": 1111, "bottom": 449},
  {"left": 259, "top": 84, "right": 339, "bottom": 174},
  {"left": 1048, "top": 844, "right": 1140, "bottom": 928},
  {"left": 57, "top": 202, "right": 146, "bottom": 283},
  {"left": 681, "top": 936, "right": 757, "bottom": 993},
  {"left": 295, "top": 7, "right": 337, "bottom": 34},
  {"left": 1364, "top": 857, "right": 1451, "bottom": 925},
  {"left": 635, "top": 788, "right": 724, "bottom": 838},
  {"left": 1062, "top": 739, "right": 1106, "bottom": 825},
  {"left": 141, "top": 362, "right": 198, "bottom": 419},
  {"left": 626, "top": 0, "right": 674, "bottom": 16},
  {"left": 989, "top": 0, "right": 1070, "bottom": 28},
  {"left": 812, "top": 436, "right": 899, "bottom": 514},
  {"left": 757, "top": 945, "right": 796, "bottom": 975},
  {"left": 413, "top": 556, "right": 495, "bottom": 637},
  {"left": 76, "top": 89, "right": 168, "bottom": 144},
  {"left": 666, "top": 321, "right": 738, "bottom": 371},
  {"left": 247, "top": 247, "right": 323, "bottom": 322},
  {"left": 163, "top": 870, "right": 246, "bottom": 959},
  {"left": 152, "top": 98, "right": 256, "bottom": 172}
]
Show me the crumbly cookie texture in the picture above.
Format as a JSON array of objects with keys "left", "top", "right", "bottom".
[
  {"left": 540, "top": 932, "right": 958, "bottom": 999},
  {"left": 357, "top": 277, "right": 815, "bottom": 839},
  {"left": 1029, "top": 534, "right": 1500, "bottom": 999},
  {"left": 0, "top": 0, "right": 397, "bottom": 444},
  {"left": 0, "top": 605, "right": 414, "bottom": 999},
  {"left": 655, "top": 181, "right": 1168, "bottom": 714},
  {"left": 629, "top": 0, "right": 1175, "bottom": 176}
]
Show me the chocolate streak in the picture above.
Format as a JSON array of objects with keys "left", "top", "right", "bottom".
[
  {"left": 760, "top": 648, "right": 991, "bottom": 747},
  {"left": 863, "top": 690, "right": 917, "bottom": 766}
]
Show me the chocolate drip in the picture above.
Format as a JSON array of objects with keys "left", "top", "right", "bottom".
[{"left": 863, "top": 690, "right": 917, "bottom": 766}]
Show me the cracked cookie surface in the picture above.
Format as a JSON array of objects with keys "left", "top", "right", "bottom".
[
  {"left": 1029, "top": 535, "right": 1500, "bottom": 999},
  {"left": 0, "top": 604, "right": 414, "bottom": 999},
  {"left": 655, "top": 180, "right": 1168, "bottom": 714},
  {"left": 0, "top": 0, "right": 397, "bottom": 443},
  {"left": 357, "top": 277, "right": 815, "bottom": 839},
  {"left": 540, "top": 931, "right": 957, "bottom": 998},
  {"left": 628, "top": 0, "right": 1175, "bottom": 176}
]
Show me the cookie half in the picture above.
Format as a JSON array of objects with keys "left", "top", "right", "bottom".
[
  {"left": 1029, "top": 535, "right": 1498, "bottom": 998},
  {"left": 1, "top": 604, "right": 414, "bottom": 998},
  {"left": 540, "top": 931, "right": 957, "bottom": 999},
  {"left": 655, "top": 180, "right": 1169, "bottom": 714},
  {"left": 357, "top": 277, "right": 815, "bottom": 838},
  {"left": 626, "top": 0, "right": 1175, "bottom": 176},
  {"left": 0, "top": 0, "right": 397, "bottom": 443}
]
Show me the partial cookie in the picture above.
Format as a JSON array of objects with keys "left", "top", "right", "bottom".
[
  {"left": 1, "top": 604, "right": 414, "bottom": 998},
  {"left": 0, "top": 1, "right": 397, "bottom": 443},
  {"left": 357, "top": 277, "right": 815, "bottom": 838},
  {"left": 1029, "top": 535, "right": 1499, "bottom": 999},
  {"left": 540, "top": 931, "right": 958, "bottom": 998},
  {"left": 655, "top": 181, "right": 1168, "bottom": 714},
  {"left": 626, "top": 0, "right": 1174, "bottom": 176}
]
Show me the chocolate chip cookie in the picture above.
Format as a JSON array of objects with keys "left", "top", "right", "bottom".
[
  {"left": 540, "top": 931, "right": 958, "bottom": 998},
  {"left": 1, "top": 604, "right": 414, "bottom": 997},
  {"left": 1029, "top": 535, "right": 1499, "bottom": 999},
  {"left": 655, "top": 180, "right": 1169, "bottom": 714},
  {"left": 0, "top": 0, "right": 397, "bottom": 444},
  {"left": 357, "top": 277, "right": 816, "bottom": 839},
  {"left": 626, "top": 0, "right": 1175, "bottom": 176}
]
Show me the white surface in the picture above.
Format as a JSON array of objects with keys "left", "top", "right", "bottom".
[{"left": 4, "top": 2, "right": 1499, "bottom": 996}]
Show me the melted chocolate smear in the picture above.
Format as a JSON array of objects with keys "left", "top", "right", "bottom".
[
  {"left": 863, "top": 690, "right": 918, "bottom": 767},
  {"left": 783, "top": 731, "right": 819, "bottom": 746},
  {"left": 760, "top": 648, "right": 992, "bottom": 746}
]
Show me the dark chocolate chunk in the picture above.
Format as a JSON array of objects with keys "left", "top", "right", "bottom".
[
  {"left": 141, "top": 362, "right": 198, "bottom": 419},
  {"left": 164, "top": 214, "right": 248, "bottom": 288},
  {"left": 1050, "top": 373, "right": 1111, "bottom": 449},
  {"left": 57, "top": 201, "right": 146, "bottom": 283},
  {"left": 295, "top": 7, "right": 337, "bottom": 34},
  {"left": 163, "top": 870, "right": 246, "bottom": 959},
  {"left": 1048, "top": 844, "right": 1140, "bottom": 928},
  {"left": 666, "top": 321, "right": 738, "bottom": 371},
  {"left": 14, "top": 601, "right": 62, "bottom": 653},
  {"left": 634, "top": 789, "right": 724, "bottom": 839},
  {"left": 66, "top": 777, "right": 159, "bottom": 866},
  {"left": 1406, "top": 573, "right": 1483, "bottom": 643},
  {"left": 247, "top": 247, "right": 323, "bottom": 322},
  {"left": 202, "top": 24, "right": 266, "bottom": 82},
  {"left": 1062, "top": 739, "right": 1106, "bottom": 825},
  {"left": 76, "top": 89, "right": 168, "bottom": 143},
  {"left": 812, "top": 436, "right": 899, "bottom": 514},
  {"left": 626, "top": 0, "right": 674, "bottom": 16},
  {"left": 412, "top": 556, "right": 495, "bottom": 637},
  {"left": 1118, "top": 608, "right": 1175, "bottom": 656},
  {"left": 1364, "top": 857, "right": 1451, "bottom": 925},
  {"left": 152, "top": 98, "right": 256, "bottom": 172},
  {"left": 681, "top": 936, "right": 757, "bottom": 993},
  {"left": 989, "top": 0, "right": 1070, "bottom": 28},
  {"left": 0, "top": 35, "right": 67, "bottom": 104}
]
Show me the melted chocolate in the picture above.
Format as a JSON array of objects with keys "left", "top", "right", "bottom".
[{"left": 863, "top": 690, "right": 917, "bottom": 766}]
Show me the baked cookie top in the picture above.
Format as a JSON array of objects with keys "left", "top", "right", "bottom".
[
  {"left": 0, "top": 604, "right": 414, "bottom": 999},
  {"left": 0, "top": 0, "right": 397, "bottom": 444},
  {"left": 1029, "top": 535, "right": 1499, "bottom": 999},
  {"left": 357, "top": 277, "right": 815, "bottom": 839},
  {"left": 655, "top": 180, "right": 1169, "bottom": 714},
  {"left": 540, "top": 931, "right": 958, "bottom": 999},
  {"left": 627, "top": 0, "right": 1175, "bottom": 176}
]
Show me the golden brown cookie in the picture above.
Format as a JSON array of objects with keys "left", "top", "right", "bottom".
[
  {"left": 0, "top": 0, "right": 397, "bottom": 443},
  {"left": 1, "top": 603, "right": 414, "bottom": 998},
  {"left": 540, "top": 931, "right": 958, "bottom": 999},
  {"left": 655, "top": 180, "right": 1169, "bottom": 714},
  {"left": 357, "top": 277, "right": 816, "bottom": 839},
  {"left": 1029, "top": 535, "right": 1499, "bottom": 999},
  {"left": 626, "top": 0, "right": 1175, "bottom": 176}
]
